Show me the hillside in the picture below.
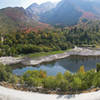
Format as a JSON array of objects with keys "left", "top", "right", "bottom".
[
  {"left": 40, "top": 0, "right": 82, "bottom": 26},
  {"left": 26, "top": 2, "right": 55, "bottom": 16},
  {"left": 38, "top": 0, "right": 100, "bottom": 26},
  {"left": 1, "top": 0, "right": 100, "bottom": 34},
  {"left": 0, "top": 7, "right": 52, "bottom": 34}
]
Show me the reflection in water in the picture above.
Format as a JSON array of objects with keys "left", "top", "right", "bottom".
[{"left": 13, "top": 55, "right": 100, "bottom": 76}]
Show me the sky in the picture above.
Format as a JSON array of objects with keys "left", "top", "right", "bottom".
[{"left": 0, "top": 0, "right": 61, "bottom": 9}]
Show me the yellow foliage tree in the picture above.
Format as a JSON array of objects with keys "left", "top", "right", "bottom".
[{"left": 78, "top": 65, "right": 85, "bottom": 73}]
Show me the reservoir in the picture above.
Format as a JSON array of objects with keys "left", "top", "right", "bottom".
[{"left": 13, "top": 55, "right": 100, "bottom": 76}]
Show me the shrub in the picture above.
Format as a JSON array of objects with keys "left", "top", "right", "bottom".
[
  {"left": 96, "top": 64, "right": 100, "bottom": 72},
  {"left": 0, "top": 64, "right": 18, "bottom": 84},
  {"left": 92, "top": 72, "right": 100, "bottom": 87},
  {"left": 44, "top": 76, "right": 56, "bottom": 89},
  {"left": 71, "top": 77, "right": 82, "bottom": 91}
]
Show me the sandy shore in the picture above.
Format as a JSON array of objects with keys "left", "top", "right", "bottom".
[
  {"left": 1, "top": 47, "right": 100, "bottom": 66},
  {"left": 0, "top": 86, "right": 100, "bottom": 100}
]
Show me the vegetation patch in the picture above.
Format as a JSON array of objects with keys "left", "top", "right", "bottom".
[
  {"left": 0, "top": 63, "right": 100, "bottom": 94},
  {"left": 1, "top": 21, "right": 100, "bottom": 57},
  {"left": 23, "top": 50, "right": 68, "bottom": 58}
]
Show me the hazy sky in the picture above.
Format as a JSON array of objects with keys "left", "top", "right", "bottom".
[{"left": 0, "top": 0, "right": 61, "bottom": 9}]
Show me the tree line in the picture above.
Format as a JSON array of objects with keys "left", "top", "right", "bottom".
[{"left": 1, "top": 21, "right": 100, "bottom": 56}]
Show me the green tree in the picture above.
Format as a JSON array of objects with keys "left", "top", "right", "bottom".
[
  {"left": 96, "top": 64, "right": 100, "bottom": 72},
  {"left": 92, "top": 72, "right": 100, "bottom": 87},
  {"left": 71, "top": 77, "right": 82, "bottom": 91},
  {"left": 44, "top": 76, "right": 56, "bottom": 89}
]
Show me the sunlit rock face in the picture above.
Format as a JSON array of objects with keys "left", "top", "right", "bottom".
[{"left": 26, "top": 2, "right": 56, "bottom": 20}]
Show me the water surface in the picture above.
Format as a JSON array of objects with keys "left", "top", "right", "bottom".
[{"left": 13, "top": 55, "right": 100, "bottom": 76}]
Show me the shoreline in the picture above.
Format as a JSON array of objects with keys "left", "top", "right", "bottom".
[
  {"left": 0, "top": 86, "right": 100, "bottom": 100},
  {"left": 1, "top": 47, "right": 100, "bottom": 66}
]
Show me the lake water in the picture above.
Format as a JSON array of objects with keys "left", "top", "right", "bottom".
[{"left": 13, "top": 55, "right": 100, "bottom": 76}]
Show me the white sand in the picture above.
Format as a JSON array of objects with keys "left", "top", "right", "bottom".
[{"left": 0, "top": 86, "right": 100, "bottom": 100}]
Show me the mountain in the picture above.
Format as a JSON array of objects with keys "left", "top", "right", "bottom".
[
  {"left": 38, "top": 0, "right": 100, "bottom": 26},
  {"left": 40, "top": 0, "right": 82, "bottom": 26},
  {"left": 26, "top": 2, "right": 56, "bottom": 20},
  {"left": 38, "top": 2, "right": 56, "bottom": 14},
  {"left": 0, "top": 7, "right": 52, "bottom": 34},
  {"left": 68, "top": 0, "right": 100, "bottom": 15},
  {"left": 1, "top": 0, "right": 100, "bottom": 34}
]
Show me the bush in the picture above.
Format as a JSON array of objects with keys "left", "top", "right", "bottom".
[
  {"left": 0, "top": 64, "right": 11, "bottom": 82},
  {"left": 58, "top": 79, "right": 69, "bottom": 91},
  {"left": 21, "top": 66, "right": 100, "bottom": 92},
  {"left": 0, "top": 64, "right": 19, "bottom": 84},
  {"left": 23, "top": 70, "right": 46, "bottom": 87},
  {"left": 96, "top": 64, "right": 100, "bottom": 72},
  {"left": 71, "top": 77, "right": 82, "bottom": 91},
  {"left": 64, "top": 71, "right": 72, "bottom": 82},
  {"left": 92, "top": 72, "right": 100, "bottom": 87},
  {"left": 44, "top": 76, "right": 56, "bottom": 89}
]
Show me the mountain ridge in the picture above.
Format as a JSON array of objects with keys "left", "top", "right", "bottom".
[
  {"left": 32, "top": 0, "right": 100, "bottom": 26},
  {"left": 1, "top": 0, "right": 100, "bottom": 34},
  {"left": 0, "top": 7, "right": 52, "bottom": 34}
]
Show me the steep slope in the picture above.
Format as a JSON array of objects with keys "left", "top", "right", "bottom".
[
  {"left": 39, "top": 0, "right": 100, "bottom": 26},
  {"left": 39, "top": 2, "right": 56, "bottom": 14},
  {"left": 40, "top": 0, "right": 82, "bottom": 26},
  {"left": 26, "top": 2, "right": 56, "bottom": 20},
  {"left": 68, "top": 0, "right": 100, "bottom": 18},
  {"left": 0, "top": 7, "right": 38, "bottom": 34},
  {"left": 71, "top": 0, "right": 100, "bottom": 15},
  {"left": 0, "top": 7, "right": 51, "bottom": 34}
]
